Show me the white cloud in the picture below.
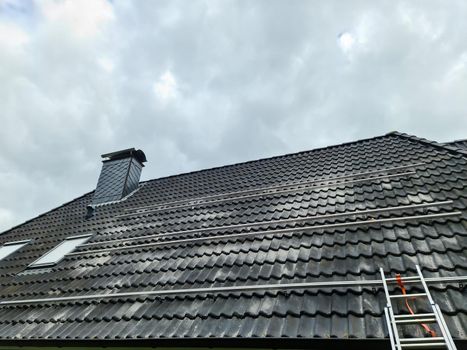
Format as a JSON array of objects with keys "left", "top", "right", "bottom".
[
  {"left": 40, "top": 0, "right": 114, "bottom": 39},
  {"left": 0, "top": 22, "right": 29, "bottom": 50},
  {"left": 153, "top": 71, "right": 178, "bottom": 102},
  {"left": 338, "top": 32, "right": 355, "bottom": 53},
  {"left": 398, "top": 3, "right": 444, "bottom": 41},
  {"left": 442, "top": 52, "right": 467, "bottom": 85},
  {"left": 97, "top": 56, "right": 115, "bottom": 73}
]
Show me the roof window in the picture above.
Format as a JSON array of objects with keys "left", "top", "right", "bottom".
[
  {"left": 0, "top": 240, "right": 29, "bottom": 261},
  {"left": 29, "top": 235, "right": 91, "bottom": 268}
]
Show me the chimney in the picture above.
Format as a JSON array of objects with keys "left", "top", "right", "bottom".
[{"left": 91, "top": 148, "right": 147, "bottom": 205}]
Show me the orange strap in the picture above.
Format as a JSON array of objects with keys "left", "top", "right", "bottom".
[{"left": 396, "top": 274, "right": 436, "bottom": 337}]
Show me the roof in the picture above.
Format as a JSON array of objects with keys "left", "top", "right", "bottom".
[
  {"left": 443, "top": 139, "right": 467, "bottom": 152},
  {"left": 0, "top": 131, "right": 465, "bottom": 348}
]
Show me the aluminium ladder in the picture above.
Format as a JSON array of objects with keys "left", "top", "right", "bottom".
[{"left": 380, "top": 265, "right": 457, "bottom": 350}]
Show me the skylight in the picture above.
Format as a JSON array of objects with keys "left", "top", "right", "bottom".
[
  {"left": 0, "top": 241, "right": 29, "bottom": 261},
  {"left": 29, "top": 235, "right": 91, "bottom": 268}
]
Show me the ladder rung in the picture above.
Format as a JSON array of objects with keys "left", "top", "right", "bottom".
[
  {"left": 401, "top": 342, "right": 446, "bottom": 348},
  {"left": 386, "top": 276, "right": 421, "bottom": 282},
  {"left": 395, "top": 317, "right": 437, "bottom": 324},
  {"left": 394, "top": 313, "right": 436, "bottom": 319},
  {"left": 400, "top": 337, "right": 445, "bottom": 343},
  {"left": 389, "top": 293, "right": 427, "bottom": 298}
]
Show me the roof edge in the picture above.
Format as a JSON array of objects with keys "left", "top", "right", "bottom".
[{"left": 386, "top": 131, "right": 467, "bottom": 157}]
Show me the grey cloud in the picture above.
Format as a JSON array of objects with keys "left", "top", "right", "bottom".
[{"left": 0, "top": 0, "right": 466, "bottom": 231}]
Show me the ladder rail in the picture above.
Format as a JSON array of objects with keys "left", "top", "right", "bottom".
[
  {"left": 385, "top": 307, "right": 397, "bottom": 350},
  {"left": 380, "top": 267, "right": 393, "bottom": 306},
  {"left": 433, "top": 304, "right": 457, "bottom": 350},
  {"left": 381, "top": 267, "right": 403, "bottom": 350},
  {"left": 415, "top": 265, "right": 457, "bottom": 350},
  {"left": 415, "top": 265, "right": 435, "bottom": 305}
]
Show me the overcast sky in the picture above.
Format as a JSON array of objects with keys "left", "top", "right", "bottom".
[{"left": 0, "top": 0, "right": 466, "bottom": 232}]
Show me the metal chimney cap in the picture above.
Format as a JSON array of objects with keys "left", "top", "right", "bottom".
[{"left": 101, "top": 148, "right": 147, "bottom": 164}]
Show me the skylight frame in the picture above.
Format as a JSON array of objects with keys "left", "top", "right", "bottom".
[{"left": 28, "top": 234, "right": 92, "bottom": 269}]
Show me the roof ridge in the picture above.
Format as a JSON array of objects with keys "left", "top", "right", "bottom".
[
  {"left": 141, "top": 132, "right": 393, "bottom": 185},
  {"left": 387, "top": 131, "right": 467, "bottom": 157}
]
